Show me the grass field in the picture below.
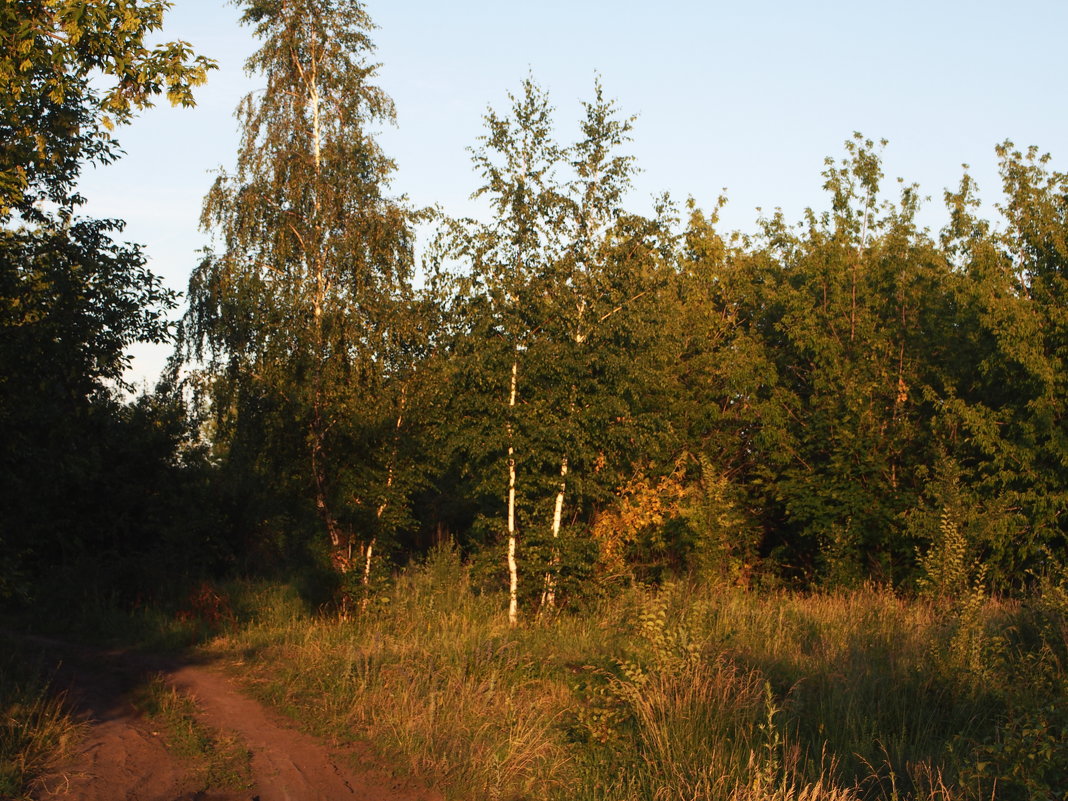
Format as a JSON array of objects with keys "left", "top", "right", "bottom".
[
  {"left": 189, "top": 549, "right": 1068, "bottom": 801},
  {"left": 6, "top": 547, "right": 1068, "bottom": 800}
]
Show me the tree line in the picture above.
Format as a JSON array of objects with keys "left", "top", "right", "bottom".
[{"left": 3, "top": 0, "right": 1066, "bottom": 617}]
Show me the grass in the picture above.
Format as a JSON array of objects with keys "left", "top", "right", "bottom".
[
  {"left": 0, "top": 636, "right": 82, "bottom": 800},
  {"left": 133, "top": 674, "right": 253, "bottom": 793},
  {"left": 181, "top": 548, "right": 1068, "bottom": 801},
  {"left": 12, "top": 547, "right": 1068, "bottom": 800}
]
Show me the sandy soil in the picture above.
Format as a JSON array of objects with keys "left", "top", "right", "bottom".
[{"left": 26, "top": 637, "right": 441, "bottom": 801}]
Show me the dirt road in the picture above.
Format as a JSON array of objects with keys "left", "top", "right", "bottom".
[{"left": 28, "top": 638, "right": 440, "bottom": 801}]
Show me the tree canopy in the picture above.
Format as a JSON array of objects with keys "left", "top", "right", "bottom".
[
  {"left": 5, "top": 0, "right": 1068, "bottom": 612},
  {"left": 0, "top": 0, "right": 214, "bottom": 600},
  {"left": 0, "top": 0, "right": 214, "bottom": 219}
]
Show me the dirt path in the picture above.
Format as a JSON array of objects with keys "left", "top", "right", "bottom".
[{"left": 27, "top": 638, "right": 440, "bottom": 801}]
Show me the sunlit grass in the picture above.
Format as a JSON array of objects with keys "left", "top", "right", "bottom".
[{"left": 186, "top": 551, "right": 1068, "bottom": 800}]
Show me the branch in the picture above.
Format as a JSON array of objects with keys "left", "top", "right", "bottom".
[{"left": 574, "top": 288, "right": 652, "bottom": 342}]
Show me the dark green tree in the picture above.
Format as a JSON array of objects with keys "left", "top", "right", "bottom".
[
  {"left": 919, "top": 145, "right": 1068, "bottom": 585},
  {"left": 747, "top": 138, "right": 955, "bottom": 583},
  {"left": 0, "top": 0, "right": 215, "bottom": 599},
  {"left": 670, "top": 137, "right": 966, "bottom": 585}
]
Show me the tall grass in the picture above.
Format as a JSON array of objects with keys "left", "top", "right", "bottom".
[
  {"left": 0, "top": 637, "right": 82, "bottom": 800},
  {"left": 214, "top": 552, "right": 576, "bottom": 799},
  {"left": 201, "top": 550, "right": 1067, "bottom": 801}
]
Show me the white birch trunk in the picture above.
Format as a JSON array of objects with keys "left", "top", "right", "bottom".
[
  {"left": 541, "top": 456, "right": 568, "bottom": 609},
  {"left": 310, "top": 84, "right": 322, "bottom": 172},
  {"left": 542, "top": 298, "right": 585, "bottom": 611},
  {"left": 302, "top": 53, "right": 343, "bottom": 566},
  {"left": 507, "top": 359, "right": 519, "bottom": 626},
  {"left": 362, "top": 538, "right": 374, "bottom": 590}
]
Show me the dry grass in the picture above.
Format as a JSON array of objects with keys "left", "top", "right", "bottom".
[
  {"left": 198, "top": 551, "right": 1068, "bottom": 801},
  {"left": 0, "top": 638, "right": 82, "bottom": 800}
]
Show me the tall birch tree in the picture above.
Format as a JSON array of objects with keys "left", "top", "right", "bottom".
[
  {"left": 537, "top": 83, "right": 645, "bottom": 607},
  {"left": 444, "top": 79, "right": 670, "bottom": 619},
  {"left": 182, "top": 0, "right": 415, "bottom": 572}
]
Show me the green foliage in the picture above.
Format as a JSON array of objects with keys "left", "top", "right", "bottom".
[
  {"left": 12, "top": 0, "right": 1068, "bottom": 615},
  {"left": 0, "top": 218, "right": 179, "bottom": 599},
  {"left": 654, "top": 134, "right": 1068, "bottom": 590},
  {"left": 0, "top": 0, "right": 215, "bottom": 601},
  {"left": 917, "top": 511, "right": 972, "bottom": 601},
  {"left": 406, "top": 122, "right": 1068, "bottom": 599},
  {"left": 438, "top": 77, "right": 675, "bottom": 618},
  {"left": 159, "top": 38, "right": 1068, "bottom": 598},
  {"left": 181, "top": 0, "right": 424, "bottom": 573},
  {"left": 0, "top": 0, "right": 215, "bottom": 219}
]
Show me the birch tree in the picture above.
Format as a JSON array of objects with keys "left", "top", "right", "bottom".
[
  {"left": 538, "top": 83, "right": 640, "bottom": 607},
  {"left": 445, "top": 78, "right": 565, "bottom": 624},
  {"left": 444, "top": 79, "right": 670, "bottom": 619},
  {"left": 182, "top": 0, "right": 415, "bottom": 573}
]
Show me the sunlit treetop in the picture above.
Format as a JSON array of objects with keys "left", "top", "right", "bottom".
[{"left": 0, "top": 0, "right": 216, "bottom": 219}]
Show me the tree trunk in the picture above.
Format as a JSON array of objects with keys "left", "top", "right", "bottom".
[
  {"left": 540, "top": 456, "right": 568, "bottom": 609},
  {"left": 305, "top": 57, "right": 344, "bottom": 569},
  {"left": 507, "top": 358, "right": 519, "bottom": 626},
  {"left": 362, "top": 386, "right": 406, "bottom": 610}
]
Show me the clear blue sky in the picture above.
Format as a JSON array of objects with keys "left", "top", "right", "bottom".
[{"left": 75, "top": 0, "right": 1068, "bottom": 389}]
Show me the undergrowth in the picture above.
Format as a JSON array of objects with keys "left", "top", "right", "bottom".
[
  {"left": 21, "top": 547, "right": 1067, "bottom": 801},
  {"left": 186, "top": 548, "right": 1068, "bottom": 801},
  {"left": 0, "top": 636, "right": 81, "bottom": 800}
]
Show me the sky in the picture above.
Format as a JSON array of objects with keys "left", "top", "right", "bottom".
[{"left": 74, "top": 0, "right": 1068, "bottom": 390}]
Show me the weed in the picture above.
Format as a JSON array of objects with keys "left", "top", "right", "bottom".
[{"left": 42, "top": 546, "right": 1068, "bottom": 801}]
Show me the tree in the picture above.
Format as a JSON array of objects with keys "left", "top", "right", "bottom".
[
  {"left": 656, "top": 136, "right": 972, "bottom": 586},
  {"left": 924, "top": 144, "right": 1068, "bottom": 585},
  {"left": 738, "top": 137, "right": 952, "bottom": 583},
  {"left": 1, "top": 0, "right": 213, "bottom": 220},
  {"left": 182, "top": 0, "right": 417, "bottom": 580},
  {"left": 443, "top": 77, "right": 565, "bottom": 624},
  {"left": 442, "top": 78, "right": 672, "bottom": 621},
  {"left": 0, "top": 0, "right": 214, "bottom": 598}
]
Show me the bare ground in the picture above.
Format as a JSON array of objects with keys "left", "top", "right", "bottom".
[{"left": 26, "top": 637, "right": 441, "bottom": 801}]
